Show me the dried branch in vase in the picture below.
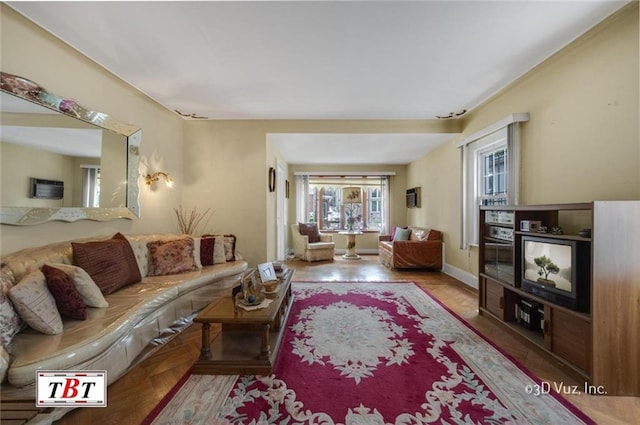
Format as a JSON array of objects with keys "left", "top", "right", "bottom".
[{"left": 174, "top": 206, "right": 212, "bottom": 235}]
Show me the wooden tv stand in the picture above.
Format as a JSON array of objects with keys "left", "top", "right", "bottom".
[{"left": 478, "top": 201, "right": 639, "bottom": 396}]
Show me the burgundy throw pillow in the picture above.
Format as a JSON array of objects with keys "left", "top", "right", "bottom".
[
  {"left": 298, "top": 222, "right": 321, "bottom": 243},
  {"left": 200, "top": 236, "right": 215, "bottom": 266},
  {"left": 72, "top": 237, "right": 142, "bottom": 295},
  {"left": 41, "top": 264, "right": 87, "bottom": 320}
]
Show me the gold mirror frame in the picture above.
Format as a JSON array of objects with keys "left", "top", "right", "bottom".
[{"left": 0, "top": 72, "right": 141, "bottom": 225}]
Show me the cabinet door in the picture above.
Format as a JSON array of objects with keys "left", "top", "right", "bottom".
[
  {"left": 484, "top": 278, "right": 504, "bottom": 318},
  {"left": 550, "top": 308, "right": 591, "bottom": 373}
]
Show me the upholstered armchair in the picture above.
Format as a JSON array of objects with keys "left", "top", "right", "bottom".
[{"left": 291, "top": 223, "right": 335, "bottom": 262}]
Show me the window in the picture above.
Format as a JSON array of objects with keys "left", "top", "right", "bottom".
[
  {"left": 295, "top": 174, "right": 390, "bottom": 233},
  {"left": 479, "top": 145, "right": 508, "bottom": 206},
  {"left": 81, "top": 166, "right": 100, "bottom": 208},
  {"left": 458, "top": 114, "right": 528, "bottom": 248}
]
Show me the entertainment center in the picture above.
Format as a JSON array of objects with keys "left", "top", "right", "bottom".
[{"left": 478, "top": 201, "right": 639, "bottom": 397}]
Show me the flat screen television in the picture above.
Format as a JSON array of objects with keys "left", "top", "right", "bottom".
[{"left": 520, "top": 235, "right": 590, "bottom": 312}]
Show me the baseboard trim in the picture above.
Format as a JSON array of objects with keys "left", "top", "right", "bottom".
[
  {"left": 337, "top": 248, "right": 378, "bottom": 255},
  {"left": 442, "top": 262, "right": 478, "bottom": 290}
]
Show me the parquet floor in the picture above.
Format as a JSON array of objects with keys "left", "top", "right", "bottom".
[{"left": 53, "top": 256, "right": 638, "bottom": 424}]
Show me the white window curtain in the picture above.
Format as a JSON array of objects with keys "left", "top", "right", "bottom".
[
  {"left": 295, "top": 174, "right": 308, "bottom": 224},
  {"left": 380, "top": 176, "right": 389, "bottom": 235},
  {"left": 458, "top": 114, "right": 528, "bottom": 248},
  {"left": 294, "top": 172, "right": 393, "bottom": 233},
  {"left": 81, "top": 165, "right": 100, "bottom": 208}
]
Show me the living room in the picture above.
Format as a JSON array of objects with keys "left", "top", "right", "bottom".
[
  {"left": 0, "top": 1, "right": 638, "bottom": 424},
  {"left": 0, "top": 3, "right": 637, "bottom": 272}
]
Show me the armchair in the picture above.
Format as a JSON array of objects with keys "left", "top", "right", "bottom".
[{"left": 291, "top": 223, "right": 335, "bottom": 262}]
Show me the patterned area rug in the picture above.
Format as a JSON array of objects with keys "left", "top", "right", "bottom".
[{"left": 143, "top": 282, "right": 594, "bottom": 424}]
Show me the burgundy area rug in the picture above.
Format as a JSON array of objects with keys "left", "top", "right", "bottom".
[{"left": 143, "top": 281, "right": 594, "bottom": 425}]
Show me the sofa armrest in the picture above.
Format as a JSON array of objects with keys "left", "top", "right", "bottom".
[
  {"left": 319, "top": 233, "right": 333, "bottom": 242},
  {"left": 379, "top": 234, "right": 392, "bottom": 242},
  {"left": 291, "top": 229, "right": 309, "bottom": 256}
]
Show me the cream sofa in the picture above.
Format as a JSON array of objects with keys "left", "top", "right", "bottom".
[{"left": 0, "top": 233, "right": 247, "bottom": 424}]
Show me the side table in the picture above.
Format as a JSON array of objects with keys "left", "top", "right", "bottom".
[{"left": 338, "top": 231, "right": 363, "bottom": 260}]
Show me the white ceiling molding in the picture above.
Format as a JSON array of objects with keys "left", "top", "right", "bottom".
[
  {"left": 293, "top": 171, "right": 396, "bottom": 176},
  {"left": 456, "top": 113, "right": 530, "bottom": 148}
]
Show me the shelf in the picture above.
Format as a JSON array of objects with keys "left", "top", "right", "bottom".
[
  {"left": 483, "top": 236, "right": 514, "bottom": 244},
  {"left": 479, "top": 306, "right": 591, "bottom": 382},
  {"left": 480, "top": 273, "right": 591, "bottom": 322},
  {"left": 481, "top": 202, "right": 594, "bottom": 212},
  {"left": 515, "top": 231, "right": 591, "bottom": 242}
]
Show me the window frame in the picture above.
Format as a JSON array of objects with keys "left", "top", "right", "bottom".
[
  {"left": 458, "top": 114, "right": 528, "bottom": 248},
  {"left": 294, "top": 173, "right": 392, "bottom": 233}
]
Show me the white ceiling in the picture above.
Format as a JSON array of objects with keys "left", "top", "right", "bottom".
[{"left": 6, "top": 1, "right": 629, "bottom": 164}]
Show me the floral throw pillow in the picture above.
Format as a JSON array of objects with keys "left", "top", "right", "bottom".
[
  {"left": 0, "top": 264, "right": 24, "bottom": 349},
  {"left": 147, "top": 238, "right": 198, "bottom": 276},
  {"left": 8, "top": 270, "right": 63, "bottom": 335},
  {"left": 222, "top": 235, "right": 237, "bottom": 262}
]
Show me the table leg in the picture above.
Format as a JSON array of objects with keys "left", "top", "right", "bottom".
[
  {"left": 342, "top": 234, "right": 361, "bottom": 259},
  {"left": 260, "top": 323, "right": 271, "bottom": 359},
  {"left": 200, "top": 323, "right": 211, "bottom": 360}
]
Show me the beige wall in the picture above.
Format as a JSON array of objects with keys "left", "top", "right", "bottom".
[
  {"left": 287, "top": 163, "right": 409, "bottom": 253},
  {"left": 0, "top": 142, "right": 74, "bottom": 207},
  {"left": 0, "top": 5, "right": 184, "bottom": 255},
  {"left": 408, "top": 3, "right": 639, "bottom": 280},
  {"left": 3, "top": 3, "right": 635, "bottom": 275},
  {"left": 182, "top": 121, "right": 451, "bottom": 266}
]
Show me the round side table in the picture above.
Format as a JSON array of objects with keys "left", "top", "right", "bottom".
[{"left": 338, "top": 231, "right": 363, "bottom": 260}]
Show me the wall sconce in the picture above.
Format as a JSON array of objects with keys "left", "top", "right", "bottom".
[{"left": 145, "top": 171, "right": 174, "bottom": 188}]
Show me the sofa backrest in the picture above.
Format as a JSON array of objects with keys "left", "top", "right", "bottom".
[
  {"left": 408, "top": 227, "right": 442, "bottom": 242},
  {"left": 0, "top": 234, "right": 186, "bottom": 282}
]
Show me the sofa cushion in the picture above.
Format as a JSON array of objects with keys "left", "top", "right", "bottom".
[
  {"left": 46, "top": 263, "right": 109, "bottom": 308},
  {"left": 306, "top": 242, "right": 335, "bottom": 251},
  {"left": 0, "top": 344, "right": 9, "bottom": 383},
  {"left": 42, "top": 265, "right": 87, "bottom": 321},
  {"left": 393, "top": 227, "right": 411, "bottom": 241},
  {"left": 199, "top": 236, "right": 215, "bottom": 266},
  {"left": 192, "top": 237, "right": 203, "bottom": 269},
  {"left": 0, "top": 264, "right": 24, "bottom": 348},
  {"left": 147, "top": 238, "right": 198, "bottom": 276},
  {"left": 214, "top": 237, "right": 227, "bottom": 264},
  {"left": 72, "top": 238, "right": 142, "bottom": 295},
  {"left": 222, "top": 235, "right": 237, "bottom": 261},
  {"left": 298, "top": 222, "right": 321, "bottom": 243},
  {"left": 203, "top": 234, "right": 234, "bottom": 262},
  {"left": 8, "top": 270, "right": 63, "bottom": 335}
]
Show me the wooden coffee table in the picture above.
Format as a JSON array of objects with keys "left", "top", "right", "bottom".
[{"left": 192, "top": 269, "right": 294, "bottom": 375}]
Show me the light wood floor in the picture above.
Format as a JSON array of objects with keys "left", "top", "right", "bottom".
[{"left": 55, "top": 256, "right": 638, "bottom": 425}]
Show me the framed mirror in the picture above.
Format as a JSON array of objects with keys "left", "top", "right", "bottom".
[{"left": 0, "top": 72, "right": 141, "bottom": 225}]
